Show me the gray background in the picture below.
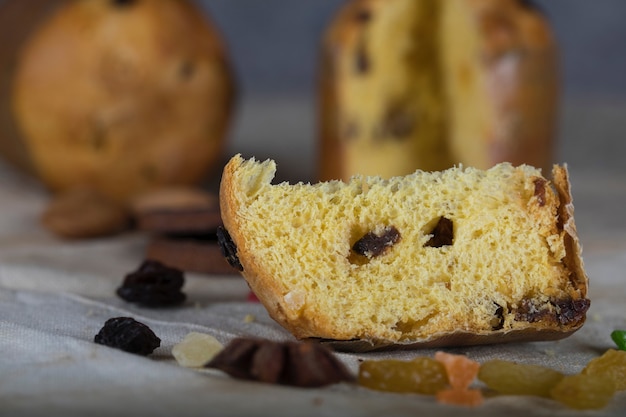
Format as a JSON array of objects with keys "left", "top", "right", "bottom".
[{"left": 197, "top": 0, "right": 626, "bottom": 99}]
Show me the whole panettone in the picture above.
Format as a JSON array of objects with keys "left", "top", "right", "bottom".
[
  {"left": 318, "top": 0, "right": 558, "bottom": 181},
  {"left": 0, "top": 0, "right": 235, "bottom": 202}
]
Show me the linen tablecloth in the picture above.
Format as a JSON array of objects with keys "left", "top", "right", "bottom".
[{"left": 1, "top": 97, "right": 625, "bottom": 416}]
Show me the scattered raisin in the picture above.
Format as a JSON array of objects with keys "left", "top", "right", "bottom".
[
  {"left": 116, "top": 259, "right": 186, "bottom": 307},
  {"left": 425, "top": 217, "right": 453, "bottom": 247},
  {"left": 352, "top": 226, "right": 401, "bottom": 258},
  {"left": 206, "top": 338, "right": 354, "bottom": 387},
  {"left": 216, "top": 226, "right": 243, "bottom": 271},
  {"left": 534, "top": 177, "right": 547, "bottom": 206},
  {"left": 582, "top": 349, "right": 626, "bottom": 391},
  {"left": 94, "top": 317, "right": 160, "bottom": 356},
  {"left": 478, "top": 359, "right": 564, "bottom": 397},
  {"left": 358, "top": 357, "right": 448, "bottom": 394},
  {"left": 550, "top": 374, "right": 615, "bottom": 410}
]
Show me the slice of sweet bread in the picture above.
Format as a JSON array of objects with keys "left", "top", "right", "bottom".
[{"left": 220, "top": 154, "right": 588, "bottom": 351}]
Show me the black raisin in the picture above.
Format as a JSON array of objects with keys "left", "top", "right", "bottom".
[
  {"left": 491, "top": 303, "right": 505, "bottom": 330},
  {"left": 352, "top": 226, "right": 401, "bottom": 258},
  {"left": 378, "top": 102, "right": 416, "bottom": 139},
  {"left": 424, "top": 217, "right": 453, "bottom": 247},
  {"left": 534, "top": 178, "right": 547, "bottom": 206},
  {"left": 555, "top": 298, "right": 590, "bottom": 325},
  {"left": 216, "top": 226, "right": 243, "bottom": 271},
  {"left": 116, "top": 259, "right": 186, "bottom": 307},
  {"left": 94, "top": 317, "right": 160, "bottom": 356},
  {"left": 354, "top": 9, "right": 372, "bottom": 23},
  {"left": 111, "top": 0, "right": 136, "bottom": 7}
]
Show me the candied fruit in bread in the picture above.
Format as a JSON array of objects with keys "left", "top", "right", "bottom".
[
  {"left": 358, "top": 357, "right": 448, "bottom": 394},
  {"left": 478, "top": 359, "right": 564, "bottom": 397},
  {"left": 219, "top": 154, "right": 588, "bottom": 349}
]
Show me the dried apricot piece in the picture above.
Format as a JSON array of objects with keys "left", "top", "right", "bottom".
[
  {"left": 550, "top": 373, "right": 615, "bottom": 410},
  {"left": 436, "top": 388, "right": 484, "bottom": 407},
  {"left": 434, "top": 351, "right": 479, "bottom": 390},
  {"left": 582, "top": 349, "right": 626, "bottom": 391},
  {"left": 358, "top": 357, "right": 448, "bottom": 395},
  {"left": 478, "top": 359, "right": 564, "bottom": 397}
]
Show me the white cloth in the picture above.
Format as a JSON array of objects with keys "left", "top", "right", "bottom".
[{"left": 1, "top": 99, "right": 626, "bottom": 416}]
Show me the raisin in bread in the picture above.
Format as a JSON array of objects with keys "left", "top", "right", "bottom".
[
  {"left": 318, "top": 0, "right": 558, "bottom": 181},
  {"left": 220, "top": 155, "right": 588, "bottom": 351}
]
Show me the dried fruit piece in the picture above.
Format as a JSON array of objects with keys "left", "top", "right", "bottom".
[
  {"left": 436, "top": 388, "right": 484, "bottom": 407},
  {"left": 434, "top": 351, "right": 483, "bottom": 407},
  {"left": 116, "top": 259, "right": 186, "bottom": 307},
  {"left": 424, "top": 217, "right": 453, "bottom": 247},
  {"left": 94, "top": 317, "right": 160, "bottom": 356},
  {"left": 352, "top": 226, "right": 401, "bottom": 258},
  {"left": 478, "top": 359, "right": 564, "bottom": 396},
  {"left": 206, "top": 337, "right": 353, "bottom": 387},
  {"left": 610, "top": 330, "right": 626, "bottom": 351},
  {"left": 582, "top": 349, "right": 626, "bottom": 391},
  {"left": 358, "top": 357, "right": 448, "bottom": 395},
  {"left": 550, "top": 373, "right": 615, "bottom": 410},
  {"left": 172, "top": 332, "right": 223, "bottom": 368},
  {"left": 434, "top": 351, "right": 479, "bottom": 390},
  {"left": 216, "top": 226, "right": 243, "bottom": 271}
]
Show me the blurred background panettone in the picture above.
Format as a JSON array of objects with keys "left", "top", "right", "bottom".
[
  {"left": 0, "top": 0, "right": 235, "bottom": 203},
  {"left": 318, "top": 0, "right": 558, "bottom": 181}
]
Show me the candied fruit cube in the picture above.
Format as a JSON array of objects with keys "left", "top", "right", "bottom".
[
  {"left": 436, "top": 388, "right": 484, "bottom": 407},
  {"left": 478, "top": 359, "right": 564, "bottom": 397},
  {"left": 172, "top": 332, "right": 223, "bottom": 368},
  {"left": 434, "top": 351, "right": 479, "bottom": 390}
]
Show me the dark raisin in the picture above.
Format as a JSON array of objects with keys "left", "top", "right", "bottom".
[
  {"left": 116, "top": 259, "right": 186, "bottom": 307},
  {"left": 491, "top": 303, "right": 505, "bottom": 330},
  {"left": 354, "top": 8, "right": 372, "bottom": 23},
  {"left": 555, "top": 298, "right": 590, "bottom": 325},
  {"left": 354, "top": 37, "right": 370, "bottom": 75},
  {"left": 111, "top": 0, "right": 136, "bottom": 7},
  {"left": 534, "top": 178, "right": 547, "bottom": 206},
  {"left": 179, "top": 61, "right": 195, "bottom": 80},
  {"left": 216, "top": 226, "right": 243, "bottom": 271},
  {"left": 206, "top": 338, "right": 353, "bottom": 387},
  {"left": 94, "top": 317, "right": 160, "bottom": 356},
  {"left": 379, "top": 102, "right": 416, "bottom": 139},
  {"left": 424, "top": 217, "right": 453, "bottom": 247},
  {"left": 514, "top": 298, "right": 552, "bottom": 323},
  {"left": 352, "top": 226, "right": 401, "bottom": 258}
]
